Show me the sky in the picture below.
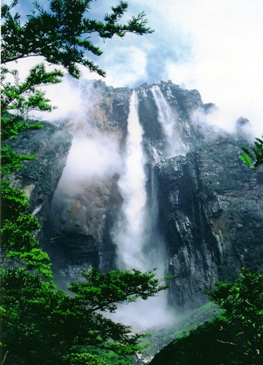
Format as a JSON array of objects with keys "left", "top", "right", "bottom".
[{"left": 5, "top": 0, "right": 263, "bottom": 136}]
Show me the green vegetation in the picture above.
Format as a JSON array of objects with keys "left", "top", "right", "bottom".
[
  {"left": 0, "top": 1, "right": 165, "bottom": 364},
  {"left": 64, "top": 352, "right": 109, "bottom": 365},
  {"left": 149, "top": 137, "right": 263, "bottom": 364},
  {"left": 240, "top": 137, "right": 263, "bottom": 170},
  {"left": 150, "top": 269, "right": 263, "bottom": 365},
  {"left": 1, "top": 267, "right": 168, "bottom": 364},
  {"left": 71, "top": 346, "right": 134, "bottom": 365},
  {"left": 140, "top": 301, "right": 221, "bottom": 361},
  {"left": 1, "top": 0, "right": 153, "bottom": 78}
]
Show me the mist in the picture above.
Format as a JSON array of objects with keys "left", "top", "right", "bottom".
[
  {"left": 57, "top": 135, "right": 122, "bottom": 194},
  {"left": 105, "top": 90, "right": 176, "bottom": 329},
  {"left": 151, "top": 85, "right": 188, "bottom": 156},
  {"left": 191, "top": 105, "right": 258, "bottom": 142},
  {"left": 111, "top": 91, "right": 148, "bottom": 271}
]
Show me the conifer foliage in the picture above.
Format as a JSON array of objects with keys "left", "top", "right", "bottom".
[
  {"left": 1, "top": 0, "right": 153, "bottom": 78},
  {"left": 0, "top": 2, "right": 165, "bottom": 364},
  {"left": 150, "top": 269, "right": 263, "bottom": 365}
]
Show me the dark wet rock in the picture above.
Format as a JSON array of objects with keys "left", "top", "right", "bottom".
[
  {"left": 7, "top": 121, "right": 72, "bottom": 231},
  {"left": 9, "top": 81, "right": 263, "bottom": 311}
]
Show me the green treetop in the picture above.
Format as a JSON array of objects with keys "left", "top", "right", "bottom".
[{"left": 1, "top": 0, "right": 153, "bottom": 78}]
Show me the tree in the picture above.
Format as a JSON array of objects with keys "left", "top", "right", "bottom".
[
  {"left": 150, "top": 269, "right": 263, "bottom": 365},
  {"left": 1, "top": 1, "right": 163, "bottom": 364},
  {"left": 0, "top": 64, "right": 63, "bottom": 278},
  {"left": 1, "top": 0, "right": 153, "bottom": 78},
  {"left": 206, "top": 268, "right": 263, "bottom": 364},
  {"left": 1, "top": 267, "right": 168, "bottom": 365}
]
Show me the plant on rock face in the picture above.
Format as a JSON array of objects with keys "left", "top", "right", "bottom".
[
  {"left": 240, "top": 137, "right": 263, "bottom": 170},
  {"left": 63, "top": 352, "right": 109, "bottom": 365},
  {"left": 206, "top": 268, "right": 263, "bottom": 364}
]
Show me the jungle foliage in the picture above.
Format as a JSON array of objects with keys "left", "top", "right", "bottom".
[
  {"left": 0, "top": 1, "right": 168, "bottom": 364},
  {"left": 150, "top": 269, "right": 263, "bottom": 365}
]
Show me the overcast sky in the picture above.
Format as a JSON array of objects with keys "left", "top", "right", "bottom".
[{"left": 7, "top": 0, "right": 263, "bottom": 136}]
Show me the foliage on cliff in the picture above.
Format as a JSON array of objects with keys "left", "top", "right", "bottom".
[
  {"left": 240, "top": 137, "right": 263, "bottom": 170},
  {"left": 150, "top": 269, "right": 263, "bottom": 365}
]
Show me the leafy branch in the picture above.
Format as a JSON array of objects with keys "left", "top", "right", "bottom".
[
  {"left": 1, "top": 0, "right": 154, "bottom": 78},
  {"left": 240, "top": 137, "right": 263, "bottom": 171}
]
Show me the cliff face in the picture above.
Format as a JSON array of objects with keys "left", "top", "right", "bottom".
[
  {"left": 156, "top": 136, "right": 263, "bottom": 311},
  {"left": 7, "top": 122, "right": 72, "bottom": 231},
  {"left": 10, "top": 80, "right": 263, "bottom": 310}
]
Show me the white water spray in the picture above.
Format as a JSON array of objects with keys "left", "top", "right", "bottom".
[
  {"left": 111, "top": 91, "right": 175, "bottom": 329},
  {"left": 32, "top": 204, "right": 42, "bottom": 216},
  {"left": 113, "top": 91, "right": 148, "bottom": 271},
  {"left": 151, "top": 85, "right": 187, "bottom": 157}
]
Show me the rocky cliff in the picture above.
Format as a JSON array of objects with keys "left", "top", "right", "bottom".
[
  {"left": 10, "top": 80, "right": 263, "bottom": 311},
  {"left": 156, "top": 135, "right": 263, "bottom": 311},
  {"left": 7, "top": 121, "right": 72, "bottom": 231}
]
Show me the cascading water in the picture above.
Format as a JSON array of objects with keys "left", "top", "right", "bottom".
[
  {"left": 151, "top": 85, "right": 187, "bottom": 157},
  {"left": 110, "top": 90, "right": 175, "bottom": 329},
  {"left": 112, "top": 91, "right": 148, "bottom": 271}
]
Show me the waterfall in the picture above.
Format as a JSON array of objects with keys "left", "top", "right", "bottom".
[
  {"left": 113, "top": 91, "right": 148, "bottom": 271},
  {"left": 110, "top": 91, "right": 175, "bottom": 329},
  {"left": 32, "top": 204, "right": 42, "bottom": 216},
  {"left": 151, "top": 85, "right": 187, "bottom": 157}
]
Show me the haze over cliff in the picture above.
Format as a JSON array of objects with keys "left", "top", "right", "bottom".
[{"left": 9, "top": 80, "right": 263, "bottom": 328}]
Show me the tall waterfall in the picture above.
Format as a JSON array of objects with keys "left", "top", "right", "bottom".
[
  {"left": 151, "top": 85, "right": 187, "bottom": 157},
  {"left": 110, "top": 91, "right": 174, "bottom": 329},
  {"left": 112, "top": 91, "right": 148, "bottom": 271}
]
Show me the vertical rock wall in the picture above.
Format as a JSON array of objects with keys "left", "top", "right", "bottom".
[{"left": 9, "top": 80, "right": 263, "bottom": 311}]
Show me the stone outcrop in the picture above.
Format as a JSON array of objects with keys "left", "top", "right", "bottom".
[
  {"left": 9, "top": 80, "right": 263, "bottom": 310},
  {"left": 7, "top": 121, "right": 72, "bottom": 231},
  {"left": 156, "top": 134, "right": 263, "bottom": 311}
]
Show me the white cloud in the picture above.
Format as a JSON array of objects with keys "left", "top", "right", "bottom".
[
  {"left": 4, "top": 0, "right": 263, "bottom": 136},
  {"left": 31, "top": 76, "right": 98, "bottom": 122},
  {"left": 58, "top": 135, "right": 122, "bottom": 193},
  {"left": 100, "top": 45, "right": 148, "bottom": 87},
  {"left": 125, "top": 0, "right": 263, "bottom": 136}
]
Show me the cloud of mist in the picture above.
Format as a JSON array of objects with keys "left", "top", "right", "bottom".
[
  {"left": 82, "top": 45, "right": 148, "bottom": 88},
  {"left": 58, "top": 135, "right": 122, "bottom": 193},
  {"left": 83, "top": 0, "right": 263, "bottom": 137},
  {"left": 31, "top": 74, "right": 100, "bottom": 123},
  {"left": 191, "top": 105, "right": 258, "bottom": 143},
  {"left": 4, "top": 0, "right": 263, "bottom": 140},
  {"left": 106, "top": 295, "right": 177, "bottom": 330}
]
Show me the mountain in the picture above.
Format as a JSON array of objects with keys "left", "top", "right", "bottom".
[{"left": 9, "top": 80, "right": 263, "bottom": 315}]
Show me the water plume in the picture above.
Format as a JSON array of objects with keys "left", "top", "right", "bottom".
[
  {"left": 151, "top": 85, "right": 187, "bottom": 157},
  {"left": 110, "top": 90, "right": 175, "bottom": 329},
  {"left": 112, "top": 91, "right": 148, "bottom": 271},
  {"left": 56, "top": 134, "right": 122, "bottom": 195}
]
